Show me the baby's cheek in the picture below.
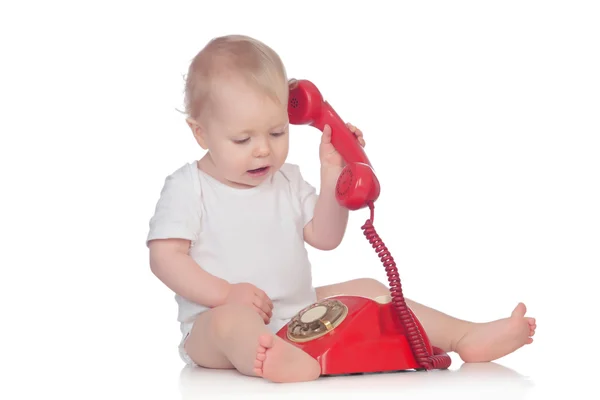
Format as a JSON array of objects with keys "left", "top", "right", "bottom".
[
  {"left": 219, "top": 147, "right": 243, "bottom": 167},
  {"left": 274, "top": 141, "right": 289, "bottom": 161},
  {"left": 234, "top": 153, "right": 251, "bottom": 169}
]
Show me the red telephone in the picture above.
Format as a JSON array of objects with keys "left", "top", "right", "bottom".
[{"left": 276, "top": 79, "right": 452, "bottom": 375}]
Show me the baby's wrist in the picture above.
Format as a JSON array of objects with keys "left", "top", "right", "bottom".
[
  {"left": 320, "top": 165, "right": 343, "bottom": 183},
  {"left": 215, "top": 279, "right": 232, "bottom": 307}
]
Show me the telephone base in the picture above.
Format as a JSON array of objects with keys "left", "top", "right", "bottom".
[{"left": 276, "top": 294, "right": 438, "bottom": 376}]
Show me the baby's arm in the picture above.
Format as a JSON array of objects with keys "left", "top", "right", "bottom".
[
  {"left": 149, "top": 238, "right": 230, "bottom": 307},
  {"left": 147, "top": 169, "right": 230, "bottom": 307},
  {"left": 149, "top": 237, "right": 274, "bottom": 322},
  {"left": 304, "top": 166, "right": 349, "bottom": 250},
  {"left": 146, "top": 168, "right": 272, "bottom": 321}
]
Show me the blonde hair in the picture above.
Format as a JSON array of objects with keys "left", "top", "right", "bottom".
[{"left": 183, "top": 34, "right": 288, "bottom": 122}]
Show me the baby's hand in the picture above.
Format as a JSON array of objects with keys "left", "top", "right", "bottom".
[
  {"left": 319, "top": 122, "right": 366, "bottom": 170},
  {"left": 224, "top": 282, "right": 274, "bottom": 324}
]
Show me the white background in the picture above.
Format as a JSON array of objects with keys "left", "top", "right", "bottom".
[{"left": 1, "top": 1, "right": 598, "bottom": 399}]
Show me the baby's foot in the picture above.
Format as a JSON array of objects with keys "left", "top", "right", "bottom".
[
  {"left": 253, "top": 334, "right": 321, "bottom": 383},
  {"left": 454, "top": 302, "right": 536, "bottom": 363}
]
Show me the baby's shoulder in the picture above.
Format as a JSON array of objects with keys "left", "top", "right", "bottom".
[
  {"left": 158, "top": 161, "right": 201, "bottom": 196},
  {"left": 164, "top": 160, "right": 196, "bottom": 178}
]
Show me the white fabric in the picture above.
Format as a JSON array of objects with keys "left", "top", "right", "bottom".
[{"left": 146, "top": 161, "right": 319, "bottom": 340}]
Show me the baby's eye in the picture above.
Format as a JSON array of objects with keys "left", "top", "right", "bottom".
[
  {"left": 233, "top": 137, "right": 250, "bottom": 144},
  {"left": 270, "top": 131, "right": 285, "bottom": 137}
]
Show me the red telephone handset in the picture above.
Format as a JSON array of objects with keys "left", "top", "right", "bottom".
[{"left": 287, "top": 79, "right": 380, "bottom": 210}]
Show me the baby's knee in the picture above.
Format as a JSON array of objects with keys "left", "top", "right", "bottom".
[{"left": 209, "top": 304, "right": 261, "bottom": 337}]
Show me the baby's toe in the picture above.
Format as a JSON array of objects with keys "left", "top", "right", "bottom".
[
  {"left": 258, "top": 334, "right": 274, "bottom": 349},
  {"left": 256, "top": 352, "right": 267, "bottom": 361}
]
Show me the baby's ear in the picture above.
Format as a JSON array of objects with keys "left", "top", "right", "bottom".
[
  {"left": 186, "top": 118, "right": 208, "bottom": 149},
  {"left": 186, "top": 117, "right": 198, "bottom": 131}
]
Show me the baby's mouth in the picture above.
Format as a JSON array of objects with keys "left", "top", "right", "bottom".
[{"left": 247, "top": 166, "right": 270, "bottom": 174}]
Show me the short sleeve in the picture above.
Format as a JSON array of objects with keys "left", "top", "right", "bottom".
[
  {"left": 146, "top": 164, "right": 202, "bottom": 246},
  {"left": 281, "top": 163, "right": 319, "bottom": 227}
]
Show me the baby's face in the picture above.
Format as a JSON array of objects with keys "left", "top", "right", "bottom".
[{"left": 200, "top": 79, "right": 289, "bottom": 188}]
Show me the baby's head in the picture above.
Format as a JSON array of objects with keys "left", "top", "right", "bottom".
[{"left": 184, "top": 35, "right": 290, "bottom": 188}]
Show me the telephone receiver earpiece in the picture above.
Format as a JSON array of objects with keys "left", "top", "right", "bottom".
[{"left": 288, "top": 79, "right": 380, "bottom": 210}]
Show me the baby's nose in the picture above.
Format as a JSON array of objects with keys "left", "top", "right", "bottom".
[{"left": 253, "top": 141, "right": 271, "bottom": 157}]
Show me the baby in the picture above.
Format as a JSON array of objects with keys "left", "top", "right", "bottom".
[{"left": 146, "top": 34, "right": 536, "bottom": 383}]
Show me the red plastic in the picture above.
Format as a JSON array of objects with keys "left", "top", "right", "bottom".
[
  {"left": 288, "top": 79, "right": 380, "bottom": 210},
  {"left": 283, "top": 79, "right": 452, "bottom": 374}
]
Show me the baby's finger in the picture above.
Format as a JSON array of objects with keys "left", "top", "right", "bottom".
[
  {"left": 254, "top": 306, "right": 270, "bottom": 324},
  {"left": 347, "top": 123, "right": 364, "bottom": 139},
  {"left": 257, "top": 298, "right": 273, "bottom": 318},
  {"left": 252, "top": 297, "right": 262, "bottom": 311},
  {"left": 351, "top": 126, "right": 363, "bottom": 139},
  {"left": 251, "top": 297, "right": 270, "bottom": 322},
  {"left": 321, "top": 124, "right": 332, "bottom": 144},
  {"left": 255, "top": 289, "right": 274, "bottom": 310},
  {"left": 253, "top": 294, "right": 270, "bottom": 313}
]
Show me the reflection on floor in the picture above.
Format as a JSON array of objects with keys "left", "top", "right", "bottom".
[{"left": 179, "top": 359, "right": 534, "bottom": 399}]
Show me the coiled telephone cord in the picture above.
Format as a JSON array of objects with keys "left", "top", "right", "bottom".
[{"left": 361, "top": 202, "right": 452, "bottom": 370}]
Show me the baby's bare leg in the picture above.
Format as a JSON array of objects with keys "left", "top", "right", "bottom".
[
  {"left": 315, "top": 278, "right": 536, "bottom": 363},
  {"left": 184, "top": 304, "right": 320, "bottom": 382}
]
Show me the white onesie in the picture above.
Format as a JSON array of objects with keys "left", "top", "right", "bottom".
[{"left": 146, "top": 161, "right": 319, "bottom": 364}]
